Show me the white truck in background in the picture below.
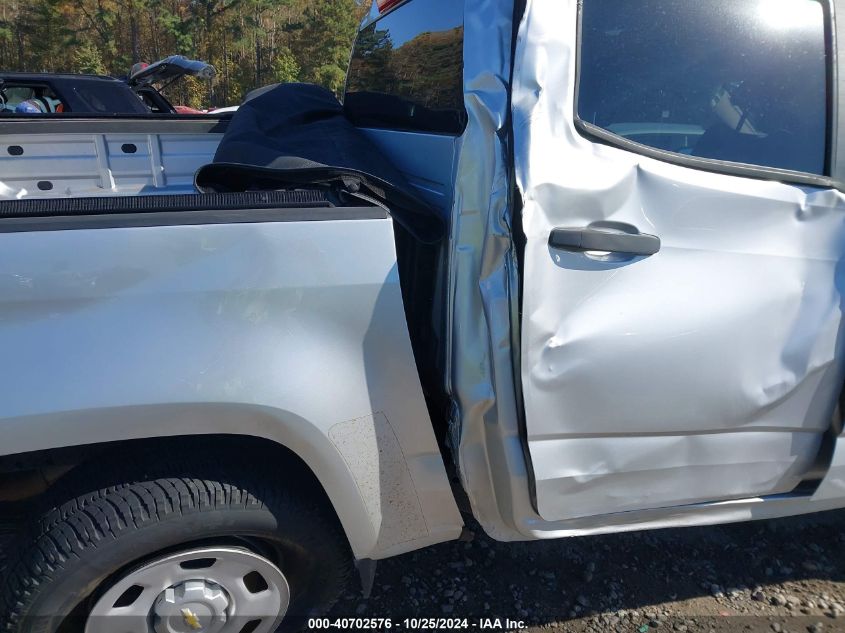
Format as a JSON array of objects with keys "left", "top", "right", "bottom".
[{"left": 1, "top": 0, "right": 845, "bottom": 631}]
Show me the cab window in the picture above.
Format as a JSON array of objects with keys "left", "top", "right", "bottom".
[
  {"left": 344, "top": 0, "right": 466, "bottom": 135},
  {"left": 577, "top": 0, "right": 829, "bottom": 175}
]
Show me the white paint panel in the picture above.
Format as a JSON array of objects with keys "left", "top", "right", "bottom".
[
  {"left": 0, "top": 131, "right": 222, "bottom": 198},
  {"left": 512, "top": 0, "right": 845, "bottom": 522},
  {"left": 0, "top": 217, "right": 463, "bottom": 559}
]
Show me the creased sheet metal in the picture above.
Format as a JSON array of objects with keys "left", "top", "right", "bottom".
[
  {"left": 512, "top": 0, "right": 845, "bottom": 522},
  {"left": 446, "top": 0, "right": 529, "bottom": 539}
]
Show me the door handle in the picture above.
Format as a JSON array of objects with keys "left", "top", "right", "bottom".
[{"left": 550, "top": 227, "right": 661, "bottom": 257}]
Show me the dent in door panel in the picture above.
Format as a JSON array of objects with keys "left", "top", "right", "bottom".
[{"left": 513, "top": 0, "right": 845, "bottom": 523}]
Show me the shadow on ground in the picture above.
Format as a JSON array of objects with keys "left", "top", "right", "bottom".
[{"left": 329, "top": 510, "right": 845, "bottom": 632}]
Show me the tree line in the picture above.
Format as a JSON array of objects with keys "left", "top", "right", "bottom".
[{"left": 0, "top": 0, "right": 368, "bottom": 108}]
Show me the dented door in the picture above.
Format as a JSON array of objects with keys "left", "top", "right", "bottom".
[{"left": 513, "top": 0, "right": 845, "bottom": 522}]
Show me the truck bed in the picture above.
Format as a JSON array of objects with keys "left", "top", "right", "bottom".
[{"left": 0, "top": 118, "right": 226, "bottom": 200}]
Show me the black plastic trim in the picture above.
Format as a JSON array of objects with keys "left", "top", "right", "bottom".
[
  {"left": 0, "top": 190, "right": 388, "bottom": 232},
  {"left": 833, "top": 0, "right": 845, "bottom": 182},
  {"left": 0, "top": 206, "right": 388, "bottom": 234},
  {"left": 0, "top": 117, "right": 230, "bottom": 135},
  {"left": 573, "top": 0, "right": 840, "bottom": 191},
  {"left": 577, "top": 121, "right": 840, "bottom": 190},
  {"left": 827, "top": 0, "right": 839, "bottom": 178},
  {"left": 0, "top": 190, "right": 330, "bottom": 218}
]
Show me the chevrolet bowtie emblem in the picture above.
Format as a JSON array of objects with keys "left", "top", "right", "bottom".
[{"left": 181, "top": 607, "right": 203, "bottom": 631}]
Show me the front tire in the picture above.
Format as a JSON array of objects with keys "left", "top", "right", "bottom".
[{"left": 0, "top": 451, "right": 351, "bottom": 633}]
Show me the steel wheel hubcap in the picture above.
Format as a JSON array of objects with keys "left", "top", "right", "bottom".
[
  {"left": 152, "top": 578, "right": 230, "bottom": 633},
  {"left": 84, "top": 546, "right": 290, "bottom": 633}
]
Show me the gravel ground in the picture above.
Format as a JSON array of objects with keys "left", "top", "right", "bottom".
[{"left": 329, "top": 509, "right": 845, "bottom": 633}]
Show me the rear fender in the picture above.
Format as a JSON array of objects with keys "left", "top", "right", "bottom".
[{"left": 0, "top": 215, "right": 463, "bottom": 559}]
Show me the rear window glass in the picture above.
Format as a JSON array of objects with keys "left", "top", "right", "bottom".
[
  {"left": 577, "top": 0, "right": 829, "bottom": 175},
  {"left": 69, "top": 83, "right": 148, "bottom": 115},
  {"left": 344, "top": 0, "right": 466, "bottom": 135}
]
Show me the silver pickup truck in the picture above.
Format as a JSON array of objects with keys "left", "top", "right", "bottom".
[{"left": 2, "top": 0, "right": 845, "bottom": 631}]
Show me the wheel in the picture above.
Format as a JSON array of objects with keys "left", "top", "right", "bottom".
[
  {"left": 0, "top": 450, "right": 351, "bottom": 633},
  {"left": 86, "top": 545, "right": 290, "bottom": 633}
]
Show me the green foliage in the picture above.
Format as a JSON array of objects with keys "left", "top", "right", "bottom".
[
  {"left": 72, "top": 41, "right": 108, "bottom": 75},
  {"left": 271, "top": 47, "right": 300, "bottom": 83},
  {"left": 157, "top": 8, "right": 196, "bottom": 56},
  {"left": 0, "top": 0, "right": 368, "bottom": 108},
  {"left": 296, "top": 0, "right": 361, "bottom": 93}
]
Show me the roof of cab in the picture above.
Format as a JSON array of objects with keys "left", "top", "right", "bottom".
[{"left": 0, "top": 72, "right": 122, "bottom": 82}]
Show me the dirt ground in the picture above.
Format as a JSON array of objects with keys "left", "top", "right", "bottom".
[{"left": 328, "top": 509, "right": 845, "bottom": 633}]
